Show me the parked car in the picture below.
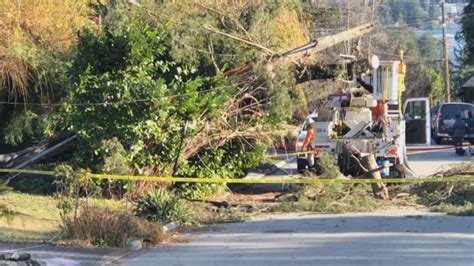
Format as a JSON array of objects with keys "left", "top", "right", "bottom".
[{"left": 431, "top": 102, "right": 474, "bottom": 144}]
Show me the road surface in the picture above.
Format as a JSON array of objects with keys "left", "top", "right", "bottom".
[
  {"left": 407, "top": 148, "right": 472, "bottom": 177},
  {"left": 122, "top": 209, "right": 474, "bottom": 266}
]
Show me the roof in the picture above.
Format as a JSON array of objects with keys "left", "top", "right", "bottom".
[{"left": 461, "top": 75, "right": 474, "bottom": 88}]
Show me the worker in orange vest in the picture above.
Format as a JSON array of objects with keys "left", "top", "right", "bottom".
[{"left": 301, "top": 115, "right": 315, "bottom": 166}]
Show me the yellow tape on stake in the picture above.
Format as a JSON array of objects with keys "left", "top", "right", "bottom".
[{"left": 0, "top": 168, "right": 473, "bottom": 184}]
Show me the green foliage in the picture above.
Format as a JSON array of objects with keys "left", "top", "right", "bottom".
[
  {"left": 414, "top": 182, "right": 474, "bottom": 204},
  {"left": 65, "top": 19, "right": 232, "bottom": 175},
  {"left": 415, "top": 34, "right": 444, "bottom": 103},
  {"left": 135, "top": 188, "right": 193, "bottom": 224},
  {"left": 176, "top": 141, "right": 265, "bottom": 200},
  {"left": 424, "top": 68, "right": 444, "bottom": 105},
  {"left": 149, "top": 1, "right": 309, "bottom": 73},
  {"left": 54, "top": 165, "right": 95, "bottom": 219},
  {"left": 2, "top": 109, "right": 63, "bottom": 146},
  {"left": 3, "top": 111, "right": 37, "bottom": 146},
  {"left": 386, "top": 0, "right": 428, "bottom": 26},
  {"left": 100, "top": 137, "right": 130, "bottom": 174},
  {"left": 9, "top": 176, "right": 56, "bottom": 195},
  {"left": 318, "top": 153, "right": 341, "bottom": 179},
  {"left": 458, "top": 1, "right": 474, "bottom": 66},
  {"left": 455, "top": 1, "right": 474, "bottom": 98},
  {"left": 417, "top": 34, "right": 441, "bottom": 61},
  {"left": 431, "top": 202, "right": 474, "bottom": 216},
  {"left": 176, "top": 183, "right": 223, "bottom": 201},
  {"left": 252, "top": 66, "right": 297, "bottom": 126},
  {"left": 412, "top": 182, "right": 474, "bottom": 216}
]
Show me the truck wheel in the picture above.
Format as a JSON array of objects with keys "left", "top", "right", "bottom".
[
  {"left": 435, "top": 136, "right": 443, "bottom": 145},
  {"left": 296, "top": 157, "right": 309, "bottom": 173},
  {"left": 390, "top": 166, "right": 404, "bottom": 178}
]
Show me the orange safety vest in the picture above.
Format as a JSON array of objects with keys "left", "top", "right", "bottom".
[{"left": 302, "top": 127, "right": 314, "bottom": 151}]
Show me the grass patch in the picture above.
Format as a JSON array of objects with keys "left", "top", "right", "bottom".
[
  {"left": 430, "top": 202, "right": 474, "bottom": 216},
  {"left": 274, "top": 184, "right": 380, "bottom": 214},
  {"left": 0, "top": 192, "right": 128, "bottom": 243},
  {"left": 0, "top": 192, "right": 61, "bottom": 242},
  {"left": 411, "top": 182, "right": 474, "bottom": 216}
]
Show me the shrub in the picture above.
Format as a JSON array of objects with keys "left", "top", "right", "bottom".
[
  {"left": 176, "top": 183, "right": 223, "bottom": 201},
  {"left": 62, "top": 205, "right": 163, "bottom": 247},
  {"left": 135, "top": 188, "right": 193, "bottom": 224},
  {"left": 10, "top": 175, "right": 56, "bottom": 194},
  {"left": 319, "top": 153, "right": 341, "bottom": 179}
]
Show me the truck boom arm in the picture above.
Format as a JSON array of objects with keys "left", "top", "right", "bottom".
[{"left": 224, "top": 23, "right": 374, "bottom": 78}]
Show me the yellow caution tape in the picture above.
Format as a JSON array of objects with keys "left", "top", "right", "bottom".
[
  {"left": 267, "top": 146, "right": 472, "bottom": 157},
  {"left": 0, "top": 168, "right": 473, "bottom": 184},
  {"left": 0, "top": 169, "right": 55, "bottom": 176}
]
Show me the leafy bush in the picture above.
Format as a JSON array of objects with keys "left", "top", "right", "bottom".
[
  {"left": 54, "top": 165, "right": 97, "bottom": 219},
  {"left": 65, "top": 18, "right": 235, "bottom": 176},
  {"left": 135, "top": 188, "right": 192, "bottom": 224},
  {"left": 176, "top": 183, "right": 224, "bottom": 201},
  {"left": 10, "top": 175, "right": 56, "bottom": 194},
  {"left": 318, "top": 152, "right": 341, "bottom": 179},
  {"left": 176, "top": 141, "right": 265, "bottom": 200},
  {"left": 62, "top": 205, "right": 163, "bottom": 247}
]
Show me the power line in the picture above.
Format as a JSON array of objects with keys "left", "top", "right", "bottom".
[
  {"left": 311, "top": 8, "right": 474, "bottom": 33},
  {"left": 362, "top": 49, "right": 444, "bottom": 61},
  {"left": 0, "top": 85, "right": 232, "bottom": 107}
]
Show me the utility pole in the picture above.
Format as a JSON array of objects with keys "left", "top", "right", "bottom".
[{"left": 442, "top": 0, "right": 451, "bottom": 102}]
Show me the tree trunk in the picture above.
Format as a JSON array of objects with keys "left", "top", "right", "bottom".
[{"left": 361, "top": 154, "right": 389, "bottom": 199}]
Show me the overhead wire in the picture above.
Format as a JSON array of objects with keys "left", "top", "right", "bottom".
[{"left": 0, "top": 83, "right": 234, "bottom": 107}]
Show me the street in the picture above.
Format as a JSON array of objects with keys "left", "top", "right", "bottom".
[{"left": 122, "top": 209, "right": 474, "bottom": 266}]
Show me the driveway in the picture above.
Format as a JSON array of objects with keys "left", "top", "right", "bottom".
[{"left": 122, "top": 209, "right": 474, "bottom": 266}]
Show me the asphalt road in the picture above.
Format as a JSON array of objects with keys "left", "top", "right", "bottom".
[
  {"left": 122, "top": 209, "right": 474, "bottom": 266},
  {"left": 407, "top": 148, "right": 472, "bottom": 177}
]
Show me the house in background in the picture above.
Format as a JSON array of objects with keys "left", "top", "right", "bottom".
[{"left": 460, "top": 75, "right": 474, "bottom": 103}]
